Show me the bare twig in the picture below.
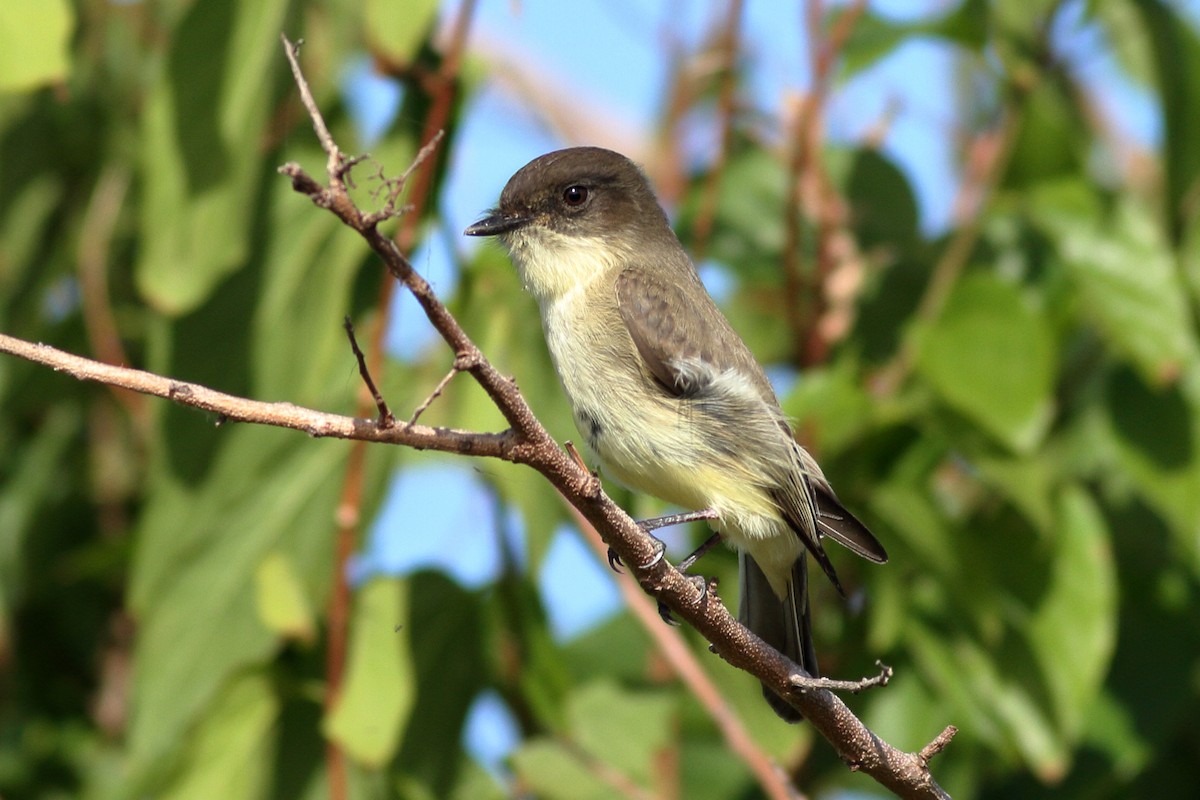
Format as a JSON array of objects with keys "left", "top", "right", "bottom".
[
  {"left": 790, "top": 661, "right": 892, "bottom": 695},
  {"left": 407, "top": 363, "right": 458, "bottom": 427},
  {"left": 343, "top": 317, "right": 395, "bottom": 427},
  {"left": 917, "top": 726, "right": 958, "bottom": 767},
  {"left": 0, "top": 334, "right": 517, "bottom": 457}
]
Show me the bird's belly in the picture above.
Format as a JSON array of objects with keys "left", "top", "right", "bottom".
[{"left": 542, "top": 295, "right": 803, "bottom": 588}]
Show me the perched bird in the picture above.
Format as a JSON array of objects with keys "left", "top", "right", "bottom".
[{"left": 465, "top": 147, "right": 887, "bottom": 721}]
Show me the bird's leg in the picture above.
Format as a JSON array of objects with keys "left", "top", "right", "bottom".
[
  {"left": 677, "top": 531, "right": 723, "bottom": 572},
  {"left": 656, "top": 531, "right": 724, "bottom": 624},
  {"left": 639, "top": 507, "right": 719, "bottom": 532},
  {"left": 606, "top": 508, "right": 719, "bottom": 573}
]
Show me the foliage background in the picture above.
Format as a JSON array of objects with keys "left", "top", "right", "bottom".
[{"left": 2, "top": 1, "right": 1199, "bottom": 798}]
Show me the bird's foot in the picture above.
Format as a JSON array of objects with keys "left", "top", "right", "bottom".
[
  {"left": 657, "top": 574, "right": 717, "bottom": 625},
  {"left": 607, "top": 535, "right": 666, "bottom": 574}
]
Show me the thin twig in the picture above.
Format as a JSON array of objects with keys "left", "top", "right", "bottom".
[
  {"left": 790, "top": 661, "right": 892, "bottom": 694},
  {"left": 0, "top": 333, "right": 518, "bottom": 456},
  {"left": 917, "top": 726, "right": 958, "bottom": 767},
  {"left": 407, "top": 364, "right": 458, "bottom": 427},
  {"left": 343, "top": 317, "right": 395, "bottom": 427}
]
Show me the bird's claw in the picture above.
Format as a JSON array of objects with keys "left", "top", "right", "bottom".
[
  {"left": 606, "top": 547, "right": 624, "bottom": 573},
  {"left": 657, "top": 574, "right": 714, "bottom": 626},
  {"left": 609, "top": 536, "right": 665, "bottom": 574}
]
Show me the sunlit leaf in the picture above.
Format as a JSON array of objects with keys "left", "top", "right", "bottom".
[
  {"left": 254, "top": 551, "right": 317, "bottom": 645},
  {"left": 567, "top": 680, "right": 674, "bottom": 787},
  {"left": 324, "top": 577, "right": 414, "bottom": 766},
  {"left": 511, "top": 739, "right": 612, "bottom": 800},
  {"left": 1045, "top": 197, "right": 1199, "bottom": 385},
  {"left": 1026, "top": 487, "right": 1117, "bottom": 745},
  {"left": 155, "top": 671, "right": 278, "bottom": 800},
  {"left": 914, "top": 273, "right": 1056, "bottom": 452},
  {"left": 365, "top": 0, "right": 440, "bottom": 66},
  {"left": 0, "top": 0, "right": 72, "bottom": 91},
  {"left": 137, "top": 0, "right": 290, "bottom": 313}
]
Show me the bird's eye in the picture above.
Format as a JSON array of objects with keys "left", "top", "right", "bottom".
[{"left": 562, "top": 185, "right": 589, "bottom": 207}]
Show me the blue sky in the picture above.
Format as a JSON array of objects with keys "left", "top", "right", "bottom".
[{"left": 339, "top": 0, "right": 1162, "bottom": 783}]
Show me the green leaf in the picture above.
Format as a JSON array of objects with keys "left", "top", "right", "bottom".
[
  {"left": 1136, "top": 0, "right": 1200, "bottom": 243},
  {"left": 394, "top": 572, "right": 486, "bottom": 796},
  {"left": 838, "top": 0, "right": 987, "bottom": 80},
  {"left": 1047, "top": 197, "right": 1199, "bottom": 385},
  {"left": 254, "top": 551, "right": 317, "bottom": 645},
  {"left": 847, "top": 148, "right": 920, "bottom": 252},
  {"left": 0, "top": 0, "right": 72, "bottom": 91},
  {"left": 137, "top": 0, "right": 290, "bottom": 313},
  {"left": 126, "top": 430, "right": 348, "bottom": 780},
  {"left": 781, "top": 359, "right": 874, "bottom": 455},
  {"left": 914, "top": 273, "right": 1056, "bottom": 452},
  {"left": 1026, "top": 487, "right": 1117, "bottom": 745},
  {"left": 365, "top": 0, "right": 440, "bottom": 66},
  {"left": 324, "top": 576, "right": 415, "bottom": 766},
  {"left": 1003, "top": 79, "right": 1086, "bottom": 189},
  {"left": 1104, "top": 365, "right": 1200, "bottom": 564},
  {"left": 157, "top": 671, "right": 278, "bottom": 800},
  {"left": 510, "top": 740, "right": 612, "bottom": 800},
  {"left": 567, "top": 680, "right": 674, "bottom": 787}
]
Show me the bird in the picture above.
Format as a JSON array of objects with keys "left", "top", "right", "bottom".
[{"left": 465, "top": 146, "right": 887, "bottom": 721}]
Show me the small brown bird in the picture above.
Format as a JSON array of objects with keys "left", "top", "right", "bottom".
[{"left": 466, "top": 147, "right": 887, "bottom": 721}]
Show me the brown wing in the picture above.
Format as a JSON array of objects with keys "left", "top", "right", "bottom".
[{"left": 614, "top": 267, "right": 772, "bottom": 401}]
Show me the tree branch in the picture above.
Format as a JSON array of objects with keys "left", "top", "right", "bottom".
[{"left": 0, "top": 36, "right": 956, "bottom": 800}]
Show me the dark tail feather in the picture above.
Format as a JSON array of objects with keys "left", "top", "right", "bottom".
[{"left": 738, "top": 553, "right": 817, "bottom": 723}]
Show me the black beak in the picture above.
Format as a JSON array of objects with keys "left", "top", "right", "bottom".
[{"left": 464, "top": 211, "right": 530, "bottom": 237}]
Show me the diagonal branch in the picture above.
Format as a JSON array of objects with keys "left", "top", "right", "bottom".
[{"left": 0, "top": 35, "right": 956, "bottom": 800}]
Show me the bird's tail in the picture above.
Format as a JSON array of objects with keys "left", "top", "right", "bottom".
[{"left": 738, "top": 552, "right": 817, "bottom": 723}]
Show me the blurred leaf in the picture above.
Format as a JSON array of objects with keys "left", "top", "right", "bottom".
[
  {"left": 127, "top": 431, "right": 347, "bottom": 780},
  {"left": 254, "top": 551, "right": 317, "bottom": 645},
  {"left": 1136, "top": 0, "right": 1200, "bottom": 243},
  {"left": 451, "top": 248, "right": 572, "bottom": 567},
  {"left": 510, "top": 740, "right": 612, "bottom": 800},
  {"left": 1085, "top": 1, "right": 1153, "bottom": 85},
  {"left": 137, "top": 0, "right": 289, "bottom": 313},
  {"left": 1004, "top": 79, "right": 1086, "bottom": 189},
  {"left": 1045, "top": 197, "right": 1198, "bottom": 385},
  {"left": 909, "top": 623, "right": 1068, "bottom": 778},
  {"left": 158, "top": 671, "right": 278, "bottom": 800},
  {"left": 1081, "top": 690, "right": 1153, "bottom": 779},
  {"left": 365, "top": 0, "right": 439, "bottom": 65},
  {"left": 325, "top": 577, "right": 415, "bottom": 766},
  {"left": 1105, "top": 366, "right": 1200, "bottom": 564},
  {"left": 782, "top": 359, "right": 875, "bottom": 456},
  {"left": 253, "top": 149, "right": 377, "bottom": 405},
  {"left": 974, "top": 454, "right": 1056, "bottom": 532},
  {"left": 679, "top": 147, "right": 787, "bottom": 281},
  {"left": 1026, "top": 487, "right": 1117, "bottom": 745},
  {"left": 847, "top": 148, "right": 920, "bottom": 252},
  {"left": 0, "top": 175, "right": 62, "bottom": 308},
  {"left": 0, "top": 0, "right": 72, "bottom": 91},
  {"left": 567, "top": 680, "right": 674, "bottom": 787},
  {"left": 838, "top": 0, "right": 987, "bottom": 80},
  {"left": 393, "top": 571, "right": 486, "bottom": 796},
  {"left": 915, "top": 273, "right": 1056, "bottom": 452}
]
